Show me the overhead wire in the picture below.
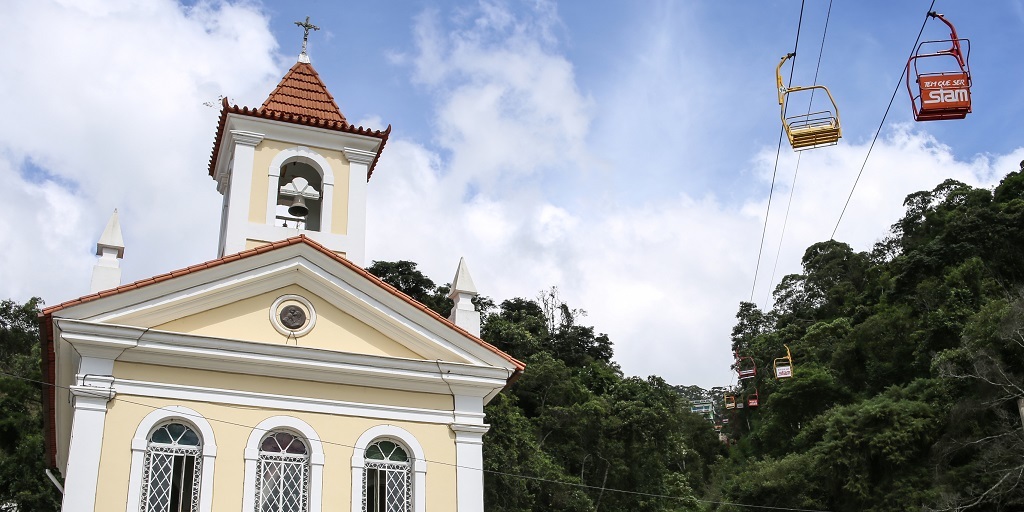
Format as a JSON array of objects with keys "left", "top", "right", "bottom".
[
  {"left": 0, "top": 368, "right": 832, "bottom": 512},
  {"left": 830, "top": 0, "right": 938, "bottom": 240},
  {"left": 749, "top": 0, "right": 806, "bottom": 305},
  {"left": 763, "top": 0, "right": 835, "bottom": 307}
]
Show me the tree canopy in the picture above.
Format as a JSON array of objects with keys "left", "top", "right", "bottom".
[{"left": 713, "top": 168, "right": 1024, "bottom": 511}]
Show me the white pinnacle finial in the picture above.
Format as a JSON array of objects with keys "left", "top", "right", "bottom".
[
  {"left": 96, "top": 209, "right": 124, "bottom": 258},
  {"left": 449, "top": 257, "right": 478, "bottom": 297},
  {"left": 91, "top": 209, "right": 125, "bottom": 293},
  {"left": 448, "top": 257, "right": 480, "bottom": 337}
]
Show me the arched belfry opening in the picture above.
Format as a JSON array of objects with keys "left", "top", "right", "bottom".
[{"left": 276, "top": 160, "right": 323, "bottom": 232}]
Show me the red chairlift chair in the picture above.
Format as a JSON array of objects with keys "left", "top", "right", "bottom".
[
  {"left": 735, "top": 351, "right": 757, "bottom": 380},
  {"left": 907, "top": 12, "right": 972, "bottom": 121},
  {"left": 747, "top": 389, "right": 759, "bottom": 408}
]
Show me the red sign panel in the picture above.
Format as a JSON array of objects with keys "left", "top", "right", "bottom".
[{"left": 919, "top": 73, "right": 970, "bottom": 112}]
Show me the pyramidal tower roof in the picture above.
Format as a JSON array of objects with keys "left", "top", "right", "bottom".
[{"left": 260, "top": 61, "right": 347, "bottom": 124}]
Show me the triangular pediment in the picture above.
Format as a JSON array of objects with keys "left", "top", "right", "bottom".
[
  {"left": 49, "top": 239, "right": 520, "bottom": 371},
  {"left": 152, "top": 284, "right": 426, "bottom": 360}
]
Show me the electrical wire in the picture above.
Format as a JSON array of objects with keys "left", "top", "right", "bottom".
[
  {"left": 830, "top": 0, "right": 938, "bottom": 240},
  {"left": 0, "top": 368, "right": 833, "bottom": 512},
  {"left": 750, "top": 0, "right": 806, "bottom": 305},
  {"left": 763, "top": 0, "right": 834, "bottom": 307}
]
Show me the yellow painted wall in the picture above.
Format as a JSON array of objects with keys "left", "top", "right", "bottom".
[
  {"left": 244, "top": 239, "right": 270, "bottom": 250},
  {"left": 113, "top": 361, "right": 452, "bottom": 412},
  {"left": 248, "top": 140, "right": 351, "bottom": 236},
  {"left": 96, "top": 394, "right": 458, "bottom": 512},
  {"left": 326, "top": 151, "right": 350, "bottom": 236},
  {"left": 154, "top": 285, "right": 425, "bottom": 360}
]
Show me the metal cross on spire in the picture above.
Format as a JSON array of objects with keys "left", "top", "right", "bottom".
[{"left": 294, "top": 16, "right": 320, "bottom": 63}]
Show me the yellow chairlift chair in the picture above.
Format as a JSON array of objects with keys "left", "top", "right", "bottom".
[
  {"left": 776, "top": 53, "right": 842, "bottom": 151},
  {"left": 774, "top": 344, "right": 794, "bottom": 379}
]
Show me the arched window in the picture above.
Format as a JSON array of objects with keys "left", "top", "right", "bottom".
[
  {"left": 256, "top": 431, "right": 310, "bottom": 512},
  {"left": 139, "top": 422, "right": 202, "bottom": 512},
  {"left": 363, "top": 440, "right": 412, "bottom": 512},
  {"left": 351, "top": 425, "right": 425, "bottom": 512},
  {"left": 243, "top": 417, "right": 323, "bottom": 512}
]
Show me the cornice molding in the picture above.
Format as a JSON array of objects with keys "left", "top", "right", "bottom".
[
  {"left": 229, "top": 130, "right": 265, "bottom": 147},
  {"left": 342, "top": 147, "right": 376, "bottom": 165},
  {"left": 55, "top": 318, "right": 509, "bottom": 397},
  {"left": 227, "top": 114, "right": 382, "bottom": 154}
]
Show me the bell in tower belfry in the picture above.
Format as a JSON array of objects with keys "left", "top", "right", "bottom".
[
  {"left": 278, "top": 174, "right": 320, "bottom": 228},
  {"left": 205, "top": 17, "right": 391, "bottom": 265}
]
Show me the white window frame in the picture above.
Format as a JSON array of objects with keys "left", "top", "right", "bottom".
[
  {"left": 351, "top": 426, "right": 426, "bottom": 512},
  {"left": 243, "top": 416, "right": 325, "bottom": 512},
  {"left": 126, "top": 406, "right": 218, "bottom": 512}
]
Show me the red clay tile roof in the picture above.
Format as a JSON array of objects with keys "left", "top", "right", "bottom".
[
  {"left": 207, "top": 62, "right": 391, "bottom": 181},
  {"left": 261, "top": 62, "right": 347, "bottom": 123},
  {"left": 42, "top": 235, "right": 525, "bottom": 372}
]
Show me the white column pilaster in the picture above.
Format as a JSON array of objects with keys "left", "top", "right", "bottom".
[
  {"left": 222, "top": 130, "right": 264, "bottom": 257},
  {"left": 450, "top": 423, "right": 489, "bottom": 512},
  {"left": 342, "top": 147, "right": 374, "bottom": 266},
  {"left": 61, "top": 375, "right": 115, "bottom": 512}
]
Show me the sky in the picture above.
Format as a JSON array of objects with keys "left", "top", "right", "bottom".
[{"left": 1, "top": 0, "right": 1022, "bottom": 389}]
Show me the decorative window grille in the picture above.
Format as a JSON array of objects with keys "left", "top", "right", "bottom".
[
  {"left": 363, "top": 440, "right": 412, "bottom": 512},
  {"left": 256, "top": 431, "right": 310, "bottom": 512},
  {"left": 140, "top": 422, "right": 202, "bottom": 512}
]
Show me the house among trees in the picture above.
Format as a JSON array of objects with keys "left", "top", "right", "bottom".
[{"left": 40, "top": 29, "right": 523, "bottom": 512}]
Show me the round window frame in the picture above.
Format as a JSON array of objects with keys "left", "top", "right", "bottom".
[{"left": 270, "top": 294, "right": 317, "bottom": 337}]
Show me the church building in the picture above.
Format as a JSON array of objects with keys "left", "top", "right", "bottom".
[{"left": 41, "top": 21, "right": 524, "bottom": 512}]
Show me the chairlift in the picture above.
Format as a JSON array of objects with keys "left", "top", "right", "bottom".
[
  {"left": 735, "top": 351, "right": 757, "bottom": 380},
  {"left": 747, "top": 389, "right": 760, "bottom": 408},
  {"left": 776, "top": 52, "right": 842, "bottom": 150},
  {"left": 774, "top": 344, "right": 794, "bottom": 379},
  {"left": 724, "top": 394, "right": 737, "bottom": 410},
  {"left": 690, "top": 399, "right": 714, "bottom": 416},
  {"left": 907, "top": 12, "right": 972, "bottom": 121}
]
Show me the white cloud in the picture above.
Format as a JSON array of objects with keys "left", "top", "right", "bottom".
[{"left": 0, "top": 0, "right": 281, "bottom": 306}]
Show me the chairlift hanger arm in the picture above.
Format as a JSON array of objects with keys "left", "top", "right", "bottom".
[
  {"left": 927, "top": 11, "right": 966, "bottom": 67},
  {"left": 776, "top": 52, "right": 796, "bottom": 105}
]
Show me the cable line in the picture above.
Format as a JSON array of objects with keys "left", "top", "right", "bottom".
[
  {"left": 764, "top": 0, "right": 834, "bottom": 307},
  {"left": 830, "top": 0, "right": 937, "bottom": 240},
  {"left": 750, "top": 0, "right": 807, "bottom": 305},
  {"left": 1, "top": 368, "right": 832, "bottom": 512}
]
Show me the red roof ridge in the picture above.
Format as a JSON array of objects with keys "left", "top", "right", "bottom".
[{"left": 42, "top": 235, "right": 524, "bottom": 372}]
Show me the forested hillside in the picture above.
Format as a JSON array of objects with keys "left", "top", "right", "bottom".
[{"left": 714, "top": 168, "right": 1024, "bottom": 511}]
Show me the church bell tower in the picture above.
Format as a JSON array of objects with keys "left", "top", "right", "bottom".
[{"left": 207, "top": 19, "right": 390, "bottom": 265}]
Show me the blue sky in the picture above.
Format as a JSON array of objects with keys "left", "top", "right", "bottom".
[{"left": 1, "top": 1, "right": 1022, "bottom": 388}]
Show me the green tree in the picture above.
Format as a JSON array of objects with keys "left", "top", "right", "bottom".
[
  {"left": 366, "top": 260, "right": 452, "bottom": 316},
  {"left": 0, "top": 298, "right": 62, "bottom": 511}
]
